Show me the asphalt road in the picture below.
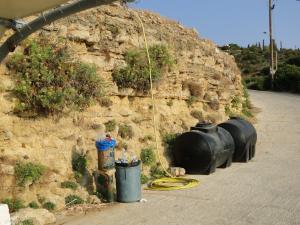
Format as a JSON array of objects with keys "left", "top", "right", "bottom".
[{"left": 61, "top": 90, "right": 300, "bottom": 225}]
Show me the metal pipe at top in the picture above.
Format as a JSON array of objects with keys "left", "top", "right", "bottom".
[{"left": 0, "top": 0, "right": 117, "bottom": 63}]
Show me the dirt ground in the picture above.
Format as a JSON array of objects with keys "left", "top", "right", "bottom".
[{"left": 58, "top": 90, "right": 300, "bottom": 225}]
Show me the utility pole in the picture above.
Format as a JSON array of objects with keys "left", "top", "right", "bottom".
[{"left": 269, "top": 0, "right": 275, "bottom": 89}]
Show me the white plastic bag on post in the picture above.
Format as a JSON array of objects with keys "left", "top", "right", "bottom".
[{"left": 0, "top": 204, "right": 11, "bottom": 225}]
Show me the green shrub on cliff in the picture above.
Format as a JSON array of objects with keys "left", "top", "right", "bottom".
[
  {"left": 7, "top": 40, "right": 104, "bottom": 116},
  {"left": 1, "top": 198, "right": 25, "bottom": 213},
  {"left": 140, "top": 148, "right": 156, "bottom": 166},
  {"left": 15, "top": 162, "right": 46, "bottom": 187},
  {"left": 112, "top": 45, "right": 173, "bottom": 92}
]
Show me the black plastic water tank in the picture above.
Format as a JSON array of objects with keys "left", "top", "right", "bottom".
[
  {"left": 218, "top": 117, "right": 257, "bottom": 162},
  {"left": 173, "top": 123, "right": 235, "bottom": 175}
]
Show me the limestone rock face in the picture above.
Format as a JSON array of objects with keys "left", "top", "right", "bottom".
[{"left": 0, "top": 4, "right": 243, "bottom": 208}]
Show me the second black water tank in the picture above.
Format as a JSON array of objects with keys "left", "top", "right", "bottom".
[
  {"left": 173, "top": 123, "right": 235, "bottom": 175},
  {"left": 218, "top": 117, "right": 257, "bottom": 162}
]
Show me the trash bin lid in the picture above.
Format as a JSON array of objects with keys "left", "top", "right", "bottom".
[
  {"left": 96, "top": 138, "right": 116, "bottom": 151},
  {"left": 115, "top": 160, "right": 140, "bottom": 168}
]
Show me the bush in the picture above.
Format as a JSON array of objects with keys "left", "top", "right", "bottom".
[
  {"left": 225, "top": 105, "right": 233, "bottom": 117},
  {"left": 42, "top": 201, "right": 56, "bottom": 211},
  {"left": 1, "top": 198, "right": 25, "bottom": 213},
  {"left": 286, "top": 56, "right": 300, "bottom": 67},
  {"left": 72, "top": 153, "right": 87, "bottom": 175},
  {"left": 241, "top": 84, "right": 253, "bottom": 118},
  {"left": 112, "top": 45, "right": 173, "bottom": 92},
  {"left": 141, "top": 174, "right": 149, "bottom": 184},
  {"left": 118, "top": 124, "right": 134, "bottom": 139},
  {"left": 65, "top": 195, "right": 84, "bottom": 206},
  {"left": 105, "top": 120, "right": 117, "bottom": 132},
  {"left": 15, "top": 162, "right": 46, "bottom": 186},
  {"left": 61, "top": 181, "right": 78, "bottom": 190},
  {"left": 231, "top": 96, "right": 241, "bottom": 109},
  {"left": 190, "top": 110, "right": 204, "bottom": 121},
  {"left": 244, "top": 76, "right": 268, "bottom": 90},
  {"left": 7, "top": 40, "right": 104, "bottom": 116},
  {"left": 150, "top": 164, "right": 167, "bottom": 179},
  {"left": 162, "top": 133, "right": 178, "bottom": 149},
  {"left": 17, "top": 219, "right": 34, "bottom": 225},
  {"left": 140, "top": 148, "right": 156, "bottom": 166},
  {"left": 28, "top": 201, "right": 39, "bottom": 209},
  {"left": 274, "top": 64, "right": 300, "bottom": 93}
]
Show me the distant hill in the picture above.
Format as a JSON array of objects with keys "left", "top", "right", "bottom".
[{"left": 221, "top": 44, "right": 300, "bottom": 93}]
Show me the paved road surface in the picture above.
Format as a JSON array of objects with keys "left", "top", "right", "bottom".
[{"left": 61, "top": 90, "right": 300, "bottom": 225}]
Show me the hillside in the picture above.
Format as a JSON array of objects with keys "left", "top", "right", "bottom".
[
  {"left": 0, "top": 3, "right": 246, "bottom": 221},
  {"left": 221, "top": 44, "right": 300, "bottom": 93}
]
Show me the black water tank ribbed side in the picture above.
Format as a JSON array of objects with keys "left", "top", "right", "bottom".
[
  {"left": 173, "top": 123, "right": 234, "bottom": 175},
  {"left": 219, "top": 117, "right": 257, "bottom": 162}
]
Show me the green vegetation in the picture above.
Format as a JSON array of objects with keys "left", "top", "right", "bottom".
[
  {"left": 141, "top": 174, "right": 149, "bottom": 184},
  {"left": 162, "top": 133, "right": 178, "bottom": 154},
  {"left": 225, "top": 85, "right": 253, "bottom": 118},
  {"left": 105, "top": 120, "right": 117, "bottom": 132},
  {"left": 7, "top": 40, "right": 104, "bottom": 116},
  {"left": 273, "top": 64, "right": 300, "bottom": 93},
  {"left": 118, "top": 124, "right": 134, "bottom": 139},
  {"left": 15, "top": 162, "right": 46, "bottom": 187},
  {"left": 17, "top": 219, "right": 34, "bottom": 225},
  {"left": 1, "top": 198, "right": 25, "bottom": 213},
  {"left": 28, "top": 201, "right": 39, "bottom": 209},
  {"left": 231, "top": 96, "right": 241, "bottom": 109},
  {"left": 140, "top": 148, "right": 156, "bottom": 166},
  {"left": 225, "top": 105, "right": 234, "bottom": 117},
  {"left": 106, "top": 24, "right": 119, "bottom": 38},
  {"left": 61, "top": 181, "right": 78, "bottom": 190},
  {"left": 112, "top": 45, "right": 173, "bottom": 92},
  {"left": 186, "top": 96, "right": 197, "bottom": 107},
  {"left": 221, "top": 44, "right": 300, "bottom": 94},
  {"left": 72, "top": 153, "right": 87, "bottom": 176},
  {"left": 42, "top": 201, "right": 56, "bottom": 211},
  {"left": 150, "top": 164, "right": 167, "bottom": 179},
  {"left": 65, "top": 195, "right": 84, "bottom": 206}
]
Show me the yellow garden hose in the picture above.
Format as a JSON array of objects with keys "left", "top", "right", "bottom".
[
  {"left": 133, "top": 11, "right": 200, "bottom": 191},
  {"left": 146, "top": 177, "right": 199, "bottom": 191}
]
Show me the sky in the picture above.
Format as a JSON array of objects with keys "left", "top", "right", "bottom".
[{"left": 131, "top": 0, "right": 300, "bottom": 49}]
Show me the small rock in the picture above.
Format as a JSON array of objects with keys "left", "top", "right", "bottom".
[
  {"left": 119, "top": 108, "right": 133, "bottom": 117},
  {"left": 0, "top": 204, "right": 11, "bottom": 225},
  {"left": 11, "top": 208, "right": 56, "bottom": 225},
  {"left": 0, "top": 164, "right": 15, "bottom": 175},
  {"left": 87, "top": 195, "right": 102, "bottom": 204}
]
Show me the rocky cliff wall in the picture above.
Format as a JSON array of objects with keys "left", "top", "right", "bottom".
[{"left": 0, "top": 3, "right": 243, "bottom": 209}]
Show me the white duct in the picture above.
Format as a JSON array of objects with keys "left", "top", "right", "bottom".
[{"left": 0, "top": 0, "right": 70, "bottom": 19}]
